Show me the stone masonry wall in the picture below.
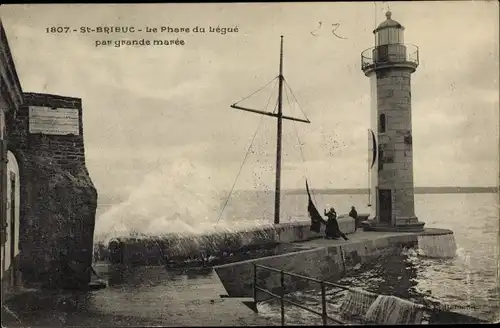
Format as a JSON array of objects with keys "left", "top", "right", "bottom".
[
  {"left": 7, "top": 92, "right": 97, "bottom": 288},
  {"left": 376, "top": 69, "right": 417, "bottom": 224},
  {"left": 215, "top": 233, "right": 419, "bottom": 302}
]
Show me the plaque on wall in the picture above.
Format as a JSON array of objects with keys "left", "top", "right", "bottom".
[{"left": 29, "top": 106, "right": 80, "bottom": 135}]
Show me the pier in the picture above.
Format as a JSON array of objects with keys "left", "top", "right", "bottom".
[
  {"left": 214, "top": 227, "right": 455, "bottom": 302},
  {"left": 3, "top": 226, "right": 464, "bottom": 327}
]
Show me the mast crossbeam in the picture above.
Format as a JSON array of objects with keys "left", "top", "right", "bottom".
[{"left": 230, "top": 105, "right": 311, "bottom": 124}]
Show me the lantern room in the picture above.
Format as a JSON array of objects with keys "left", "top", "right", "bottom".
[
  {"left": 361, "top": 11, "right": 419, "bottom": 72},
  {"left": 374, "top": 11, "right": 404, "bottom": 46}
]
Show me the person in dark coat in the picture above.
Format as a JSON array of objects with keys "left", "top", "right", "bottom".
[
  {"left": 324, "top": 207, "right": 348, "bottom": 240},
  {"left": 349, "top": 206, "right": 358, "bottom": 220}
]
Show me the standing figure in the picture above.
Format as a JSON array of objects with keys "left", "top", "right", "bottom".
[
  {"left": 349, "top": 206, "right": 358, "bottom": 220},
  {"left": 324, "top": 207, "right": 349, "bottom": 240}
]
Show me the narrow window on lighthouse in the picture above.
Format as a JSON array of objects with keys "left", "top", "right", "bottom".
[
  {"left": 378, "top": 147, "right": 384, "bottom": 171},
  {"left": 379, "top": 114, "right": 387, "bottom": 133}
]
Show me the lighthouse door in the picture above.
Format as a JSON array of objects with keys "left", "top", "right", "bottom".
[{"left": 378, "top": 189, "right": 392, "bottom": 225}]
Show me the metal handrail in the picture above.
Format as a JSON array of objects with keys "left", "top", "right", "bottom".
[
  {"left": 252, "top": 264, "right": 459, "bottom": 325},
  {"left": 253, "top": 263, "right": 347, "bottom": 326}
]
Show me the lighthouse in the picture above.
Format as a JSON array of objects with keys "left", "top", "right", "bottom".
[{"left": 362, "top": 11, "right": 425, "bottom": 232}]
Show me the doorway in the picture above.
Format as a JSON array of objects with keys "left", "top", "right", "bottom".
[
  {"left": 9, "top": 172, "right": 16, "bottom": 286},
  {"left": 378, "top": 189, "right": 392, "bottom": 225}
]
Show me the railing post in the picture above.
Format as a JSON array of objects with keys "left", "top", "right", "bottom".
[
  {"left": 321, "top": 281, "right": 327, "bottom": 325},
  {"left": 253, "top": 264, "right": 257, "bottom": 302},
  {"left": 280, "top": 270, "right": 285, "bottom": 326}
]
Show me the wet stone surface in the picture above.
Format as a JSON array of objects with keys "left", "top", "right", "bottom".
[
  {"left": 2, "top": 243, "right": 306, "bottom": 327},
  {"left": 2, "top": 266, "right": 278, "bottom": 327}
]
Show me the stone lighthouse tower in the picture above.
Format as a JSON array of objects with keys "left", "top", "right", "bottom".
[{"left": 362, "top": 11, "right": 425, "bottom": 232}]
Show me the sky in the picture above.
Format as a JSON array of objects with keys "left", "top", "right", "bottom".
[{"left": 1, "top": 1, "right": 499, "bottom": 201}]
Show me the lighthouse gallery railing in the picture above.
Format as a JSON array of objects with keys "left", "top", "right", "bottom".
[{"left": 361, "top": 43, "right": 419, "bottom": 70}]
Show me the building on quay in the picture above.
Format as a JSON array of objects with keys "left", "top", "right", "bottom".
[
  {"left": 0, "top": 16, "right": 23, "bottom": 296},
  {"left": 1, "top": 17, "right": 98, "bottom": 297}
]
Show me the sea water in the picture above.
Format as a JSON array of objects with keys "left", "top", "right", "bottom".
[
  {"left": 256, "top": 193, "right": 499, "bottom": 323},
  {"left": 95, "top": 189, "right": 498, "bottom": 323}
]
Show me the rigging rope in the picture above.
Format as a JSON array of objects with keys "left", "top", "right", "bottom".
[
  {"left": 233, "top": 76, "right": 278, "bottom": 106},
  {"left": 283, "top": 78, "right": 311, "bottom": 122},
  {"left": 283, "top": 86, "right": 308, "bottom": 174},
  {"left": 216, "top": 79, "right": 279, "bottom": 224},
  {"left": 218, "top": 75, "right": 330, "bottom": 224},
  {"left": 283, "top": 82, "right": 324, "bottom": 208}
]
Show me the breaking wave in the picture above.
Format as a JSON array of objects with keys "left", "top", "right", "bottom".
[{"left": 93, "top": 159, "right": 270, "bottom": 244}]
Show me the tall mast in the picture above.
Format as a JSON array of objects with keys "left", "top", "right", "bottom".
[
  {"left": 230, "top": 35, "right": 311, "bottom": 226},
  {"left": 274, "top": 35, "right": 284, "bottom": 225}
]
